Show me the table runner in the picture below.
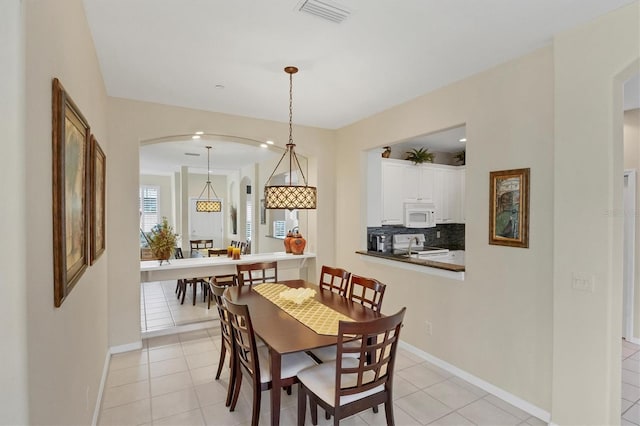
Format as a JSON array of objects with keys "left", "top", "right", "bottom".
[{"left": 253, "top": 283, "right": 353, "bottom": 336}]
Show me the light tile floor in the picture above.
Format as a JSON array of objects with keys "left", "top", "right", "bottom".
[
  {"left": 141, "top": 281, "right": 216, "bottom": 333},
  {"left": 99, "top": 327, "right": 546, "bottom": 426},
  {"left": 622, "top": 339, "right": 640, "bottom": 425}
]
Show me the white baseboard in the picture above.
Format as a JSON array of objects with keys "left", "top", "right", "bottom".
[
  {"left": 92, "top": 349, "right": 111, "bottom": 426},
  {"left": 110, "top": 340, "right": 143, "bottom": 354},
  {"left": 625, "top": 336, "right": 640, "bottom": 345},
  {"left": 141, "top": 320, "right": 218, "bottom": 339},
  {"left": 399, "top": 340, "right": 551, "bottom": 424}
]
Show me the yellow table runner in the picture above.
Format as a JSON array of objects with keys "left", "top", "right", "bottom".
[{"left": 253, "top": 283, "right": 353, "bottom": 336}]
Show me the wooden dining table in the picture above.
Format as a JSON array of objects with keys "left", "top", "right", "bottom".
[{"left": 224, "top": 279, "right": 382, "bottom": 426}]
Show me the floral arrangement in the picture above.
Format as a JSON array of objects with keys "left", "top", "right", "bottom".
[
  {"left": 148, "top": 217, "right": 177, "bottom": 262},
  {"left": 279, "top": 287, "right": 316, "bottom": 305}
]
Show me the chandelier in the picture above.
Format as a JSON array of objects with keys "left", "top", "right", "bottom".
[
  {"left": 264, "top": 66, "right": 317, "bottom": 210},
  {"left": 195, "top": 145, "right": 222, "bottom": 212}
]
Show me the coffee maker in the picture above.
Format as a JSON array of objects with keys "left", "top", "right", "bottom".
[{"left": 368, "top": 235, "right": 387, "bottom": 252}]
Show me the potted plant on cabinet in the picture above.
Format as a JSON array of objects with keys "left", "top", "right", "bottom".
[
  {"left": 148, "top": 217, "right": 177, "bottom": 265},
  {"left": 405, "top": 147, "right": 434, "bottom": 164}
]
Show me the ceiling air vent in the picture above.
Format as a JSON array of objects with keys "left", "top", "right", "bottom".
[
  {"left": 297, "top": 0, "right": 351, "bottom": 24},
  {"left": 184, "top": 152, "right": 200, "bottom": 157}
]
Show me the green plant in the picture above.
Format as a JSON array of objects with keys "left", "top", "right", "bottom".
[
  {"left": 148, "top": 217, "right": 177, "bottom": 260},
  {"left": 405, "top": 147, "right": 434, "bottom": 164},
  {"left": 453, "top": 150, "right": 466, "bottom": 165}
]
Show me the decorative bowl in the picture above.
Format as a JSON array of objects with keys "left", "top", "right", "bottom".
[{"left": 279, "top": 288, "right": 316, "bottom": 305}]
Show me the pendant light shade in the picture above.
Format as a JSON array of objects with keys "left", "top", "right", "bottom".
[
  {"left": 264, "top": 66, "right": 317, "bottom": 210},
  {"left": 196, "top": 146, "right": 222, "bottom": 212}
]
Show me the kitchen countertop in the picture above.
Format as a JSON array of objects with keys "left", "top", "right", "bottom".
[{"left": 355, "top": 250, "right": 465, "bottom": 272}]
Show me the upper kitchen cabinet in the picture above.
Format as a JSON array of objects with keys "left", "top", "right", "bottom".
[
  {"left": 378, "top": 159, "right": 465, "bottom": 225},
  {"left": 403, "top": 163, "right": 435, "bottom": 203},
  {"left": 381, "top": 160, "right": 405, "bottom": 225}
]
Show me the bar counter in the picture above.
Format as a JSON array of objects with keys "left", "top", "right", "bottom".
[{"left": 140, "top": 252, "right": 316, "bottom": 282}]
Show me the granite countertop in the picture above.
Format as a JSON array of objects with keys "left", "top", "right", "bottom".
[{"left": 355, "top": 250, "right": 465, "bottom": 272}]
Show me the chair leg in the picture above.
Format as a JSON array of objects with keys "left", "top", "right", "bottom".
[
  {"left": 251, "top": 385, "right": 261, "bottom": 426},
  {"left": 372, "top": 405, "right": 379, "bottom": 413},
  {"left": 175, "top": 280, "right": 179, "bottom": 293},
  {"left": 192, "top": 281, "right": 197, "bottom": 306},
  {"left": 225, "top": 350, "right": 235, "bottom": 407},
  {"left": 215, "top": 344, "right": 226, "bottom": 380},
  {"left": 384, "top": 400, "right": 395, "bottom": 426},
  {"left": 285, "top": 385, "right": 292, "bottom": 395},
  {"left": 325, "top": 410, "right": 331, "bottom": 420},
  {"left": 297, "top": 384, "right": 307, "bottom": 426},
  {"left": 310, "top": 399, "right": 318, "bottom": 426},
  {"left": 180, "top": 280, "right": 187, "bottom": 305},
  {"left": 230, "top": 366, "right": 242, "bottom": 411}
]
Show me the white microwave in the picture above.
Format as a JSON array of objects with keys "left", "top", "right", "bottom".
[{"left": 404, "top": 202, "right": 436, "bottom": 228}]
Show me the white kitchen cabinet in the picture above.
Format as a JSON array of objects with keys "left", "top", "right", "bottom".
[
  {"left": 380, "top": 159, "right": 464, "bottom": 225},
  {"left": 381, "top": 160, "right": 405, "bottom": 224},
  {"left": 402, "top": 165, "right": 434, "bottom": 202}
]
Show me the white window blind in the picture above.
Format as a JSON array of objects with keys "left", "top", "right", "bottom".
[
  {"left": 139, "top": 185, "right": 159, "bottom": 232},
  {"left": 246, "top": 201, "right": 252, "bottom": 242}
]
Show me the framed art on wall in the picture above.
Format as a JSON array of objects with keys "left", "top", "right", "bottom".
[
  {"left": 52, "top": 78, "right": 91, "bottom": 307},
  {"left": 489, "top": 168, "right": 530, "bottom": 248},
  {"left": 90, "top": 135, "right": 106, "bottom": 264}
]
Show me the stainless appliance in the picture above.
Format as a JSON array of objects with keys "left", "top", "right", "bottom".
[
  {"left": 404, "top": 202, "right": 436, "bottom": 228},
  {"left": 392, "top": 233, "right": 449, "bottom": 255},
  {"left": 369, "top": 235, "right": 387, "bottom": 252}
]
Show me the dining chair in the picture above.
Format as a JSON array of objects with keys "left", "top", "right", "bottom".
[
  {"left": 236, "top": 261, "right": 278, "bottom": 287},
  {"left": 310, "top": 273, "right": 386, "bottom": 365},
  {"left": 173, "top": 248, "right": 184, "bottom": 294},
  {"left": 224, "top": 298, "right": 317, "bottom": 426},
  {"left": 207, "top": 274, "right": 238, "bottom": 310},
  {"left": 348, "top": 274, "right": 386, "bottom": 312},
  {"left": 208, "top": 283, "right": 236, "bottom": 407},
  {"left": 318, "top": 265, "right": 351, "bottom": 297},
  {"left": 297, "top": 307, "right": 407, "bottom": 426}
]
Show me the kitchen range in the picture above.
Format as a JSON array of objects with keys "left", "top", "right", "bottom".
[{"left": 362, "top": 231, "right": 465, "bottom": 272}]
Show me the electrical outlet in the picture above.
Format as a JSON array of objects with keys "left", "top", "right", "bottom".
[
  {"left": 436, "top": 231, "right": 441, "bottom": 238},
  {"left": 572, "top": 273, "right": 595, "bottom": 292},
  {"left": 424, "top": 320, "right": 433, "bottom": 335}
]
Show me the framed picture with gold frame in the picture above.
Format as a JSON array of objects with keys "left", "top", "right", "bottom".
[
  {"left": 489, "top": 168, "right": 530, "bottom": 248},
  {"left": 52, "top": 78, "right": 91, "bottom": 307},
  {"left": 90, "top": 135, "right": 106, "bottom": 264}
]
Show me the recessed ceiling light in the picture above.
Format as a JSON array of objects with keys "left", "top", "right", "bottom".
[
  {"left": 459, "top": 138, "right": 467, "bottom": 142},
  {"left": 192, "top": 135, "right": 201, "bottom": 140},
  {"left": 195, "top": 131, "right": 204, "bottom": 135},
  {"left": 266, "top": 140, "right": 274, "bottom": 145},
  {"left": 260, "top": 143, "right": 268, "bottom": 148}
]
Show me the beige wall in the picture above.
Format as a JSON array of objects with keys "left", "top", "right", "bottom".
[
  {"left": 0, "top": 0, "right": 28, "bottom": 423},
  {"left": 23, "top": 0, "right": 110, "bottom": 424},
  {"left": 624, "top": 109, "right": 640, "bottom": 338},
  {"left": 107, "top": 98, "right": 336, "bottom": 346},
  {"left": 553, "top": 3, "right": 639, "bottom": 424},
  {"left": 336, "top": 47, "right": 555, "bottom": 411}
]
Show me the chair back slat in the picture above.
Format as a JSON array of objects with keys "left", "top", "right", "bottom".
[
  {"left": 348, "top": 274, "right": 386, "bottom": 312},
  {"left": 319, "top": 265, "right": 351, "bottom": 297},
  {"left": 209, "top": 283, "right": 234, "bottom": 354},
  {"left": 213, "top": 274, "right": 238, "bottom": 287},
  {"left": 224, "top": 299, "right": 260, "bottom": 382},
  {"left": 236, "top": 261, "right": 278, "bottom": 287},
  {"left": 190, "top": 239, "right": 214, "bottom": 250},
  {"left": 334, "top": 308, "right": 406, "bottom": 402}
]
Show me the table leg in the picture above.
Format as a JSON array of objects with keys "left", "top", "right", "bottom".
[{"left": 269, "top": 348, "right": 282, "bottom": 426}]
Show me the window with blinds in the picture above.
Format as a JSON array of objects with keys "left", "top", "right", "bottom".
[
  {"left": 139, "top": 185, "right": 160, "bottom": 232},
  {"left": 246, "top": 200, "right": 252, "bottom": 242}
]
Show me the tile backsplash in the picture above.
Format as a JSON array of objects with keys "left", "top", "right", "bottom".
[{"left": 367, "top": 224, "right": 465, "bottom": 253}]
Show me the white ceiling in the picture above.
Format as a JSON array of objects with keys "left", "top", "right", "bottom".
[
  {"left": 83, "top": 0, "right": 638, "bottom": 131},
  {"left": 90, "top": 1, "right": 637, "bottom": 173}
]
